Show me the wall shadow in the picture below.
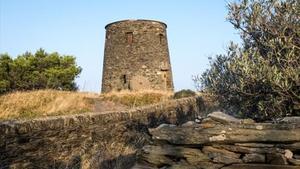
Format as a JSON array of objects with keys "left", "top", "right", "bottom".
[
  {"left": 1, "top": 154, "right": 82, "bottom": 169},
  {"left": 97, "top": 154, "right": 136, "bottom": 169}
]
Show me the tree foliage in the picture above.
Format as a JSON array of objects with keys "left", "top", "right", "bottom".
[
  {"left": 173, "top": 89, "right": 196, "bottom": 99},
  {"left": 195, "top": 0, "right": 300, "bottom": 121},
  {"left": 0, "top": 49, "right": 82, "bottom": 94}
]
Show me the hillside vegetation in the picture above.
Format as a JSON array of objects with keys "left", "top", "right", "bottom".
[
  {"left": 0, "top": 90, "right": 173, "bottom": 120},
  {"left": 0, "top": 90, "right": 96, "bottom": 120}
]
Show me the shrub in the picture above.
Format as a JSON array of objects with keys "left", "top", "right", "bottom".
[
  {"left": 173, "top": 89, "right": 196, "bottom": 99},
  {"left": 0, "top": 48, "right": 82, "bottom": 94},
  {"left": 195, "top": 0, "right": 300, "bottom": 121}
]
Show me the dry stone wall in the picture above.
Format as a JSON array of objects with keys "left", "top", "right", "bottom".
[
  {"left": 133, "top": 112, "right": 300, "bottom": 169},
  {"left": 0, "top": 97, "right": 201, "bottom": 169}
]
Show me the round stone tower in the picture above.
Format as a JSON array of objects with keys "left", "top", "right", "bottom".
[{"left": 101, "top": 19, "right": 174, "bottom": 93}]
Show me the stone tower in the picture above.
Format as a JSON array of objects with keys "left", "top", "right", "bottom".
[{"left": 101, "top": 19, "right": 174, "bottom": 93}]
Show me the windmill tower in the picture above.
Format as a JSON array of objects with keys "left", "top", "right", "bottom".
[{"left": 101, "top": 19, "right": 174, "bottom": 93}]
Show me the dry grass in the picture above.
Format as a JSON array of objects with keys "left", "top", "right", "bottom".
[
  {"left": 100, "top": 90, "right": 173, "bottom": 108},
  {"left": 0, "top": 89, "right": 173, "bottom": 120},
  {"left": 0, "top": 90, "right": 98, "bottom": 120}
]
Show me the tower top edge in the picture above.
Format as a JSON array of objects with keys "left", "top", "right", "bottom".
[{"left": 105, "top": 19, "right": 167, "bottom": 29}]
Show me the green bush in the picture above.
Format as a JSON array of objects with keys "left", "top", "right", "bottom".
[
  {"left": 173, "top": 89, "right": 196, "bottom": 99},
  {"left": 195, "top": 0, "right": 300, "bottom": 121},
  {"left": 0, "top": 49, "right": 82, "bottom": 94}
]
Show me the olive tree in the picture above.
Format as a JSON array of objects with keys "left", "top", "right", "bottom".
[{"left": 196, "top": 0, "right": 300, "bottom": 121}]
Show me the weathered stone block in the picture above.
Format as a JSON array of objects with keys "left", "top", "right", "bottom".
[
  {"left": 266, "top": 153, "right": 288, "bottom": 165},
  {"left": 242, "top": 153, "right": 265, "bottom": 163},
  {"left": 202, "top": 146, "right": 240, "bottom": 159}
]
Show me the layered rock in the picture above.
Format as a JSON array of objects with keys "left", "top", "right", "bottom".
[{"left": 133, "top": 112, "right": 300, "bottom": 169}]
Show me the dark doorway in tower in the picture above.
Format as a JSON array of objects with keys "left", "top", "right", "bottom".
[
  {"left": 160, "top": 61, "right": 169, "bottom": 90},
  {"left": 123, "top": 74, "right": 127, "bottom": 84}
]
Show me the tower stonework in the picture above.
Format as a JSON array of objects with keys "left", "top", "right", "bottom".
[{"left": 101, "top": 19, "right": 174, "bottom": 93}]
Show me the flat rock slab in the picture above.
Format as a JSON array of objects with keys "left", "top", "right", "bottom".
[
  {"left": 221, "top": 164, "right": 300, "bottom": 169},
  {"left": 281, "top": 117, "right": 300, "bottom": 124},
  {"left": 279, "top": 142, "right": 300, "bottom": 151},
  {"left": 149, "top": 123, "right": 300, "bottom": 145},
  {"left": 202, "top": 146, "right": 242, "bottom": 164},
  {"left": 242, "top": 153, "right": 265, "bottom": 163},
  {"left": 235, "top": 143, "right": 274, "bottom": 148},
  {"left": 212, "top": 144, "right": 284, "bottom": 154},
  {"left": 139, "top": 145, "right": 209, "bottom": 166},
  {"left": 208, "top": 111, "right": 242, "bottom": 124},
  {"left": 203, "top": 146, "right": 241, "bottom": 159}
]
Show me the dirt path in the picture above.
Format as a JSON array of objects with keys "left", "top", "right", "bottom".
[{"left": 93, "top": 99, "right": 129, "bottom": 112}]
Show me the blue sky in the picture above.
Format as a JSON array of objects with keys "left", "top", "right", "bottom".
[{"left": 0, "top": 0, "right": 241, "bottom": 92}]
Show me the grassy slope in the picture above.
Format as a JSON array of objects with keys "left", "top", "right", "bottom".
[{"left": 0, "top": 90, "right": 173, "bottom": 120}]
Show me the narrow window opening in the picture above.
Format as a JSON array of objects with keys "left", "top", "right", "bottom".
[
  {"left": 123, "top": 75, "right": 127, "bottom": 84},
  {"left": 159, "top": 34, "right": 164, "bottom": 44},
  {"left": 126, "top": 32, "right": 133, "bottom": 44}
]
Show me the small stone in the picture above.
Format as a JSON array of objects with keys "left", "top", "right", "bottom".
[
  {"left": 266, "top": 153, "right": 288, "bottom": 165},
  {"left": 241, "top": 118, "right": 256, "bottom": 124},
  {"left": 207, "top": 111, "right": 241, "bottom": 124},
  {"left": 181, "top": 121, "right": 196, "bottom": 127},
  {"left": 242, "top": 153, "right": 265, "bottom": 163},
  {"left": 284, "top": 149, "right": 293, "bottom": 159},
  {"left": 195, "top": 116, "right": 203, "bottom": 123},
  {"left": 156, "top": 124, "right": 176, "bottom": 129},
  {"left": 196, "top": 115, "right": 203, "bottom": 119},
  {"left": 195, "top": 118, "right": 201, "bottom": 123},
  {"left": 255, "top": 125, "right": 263, "bottom": 130},
  {"left": 209, "top": 134, "right": 226, "bottom": 142}
]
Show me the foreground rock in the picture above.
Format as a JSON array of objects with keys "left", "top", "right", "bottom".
[{"left": 132, "top": 112, "right": 300, "bottom": 169}]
